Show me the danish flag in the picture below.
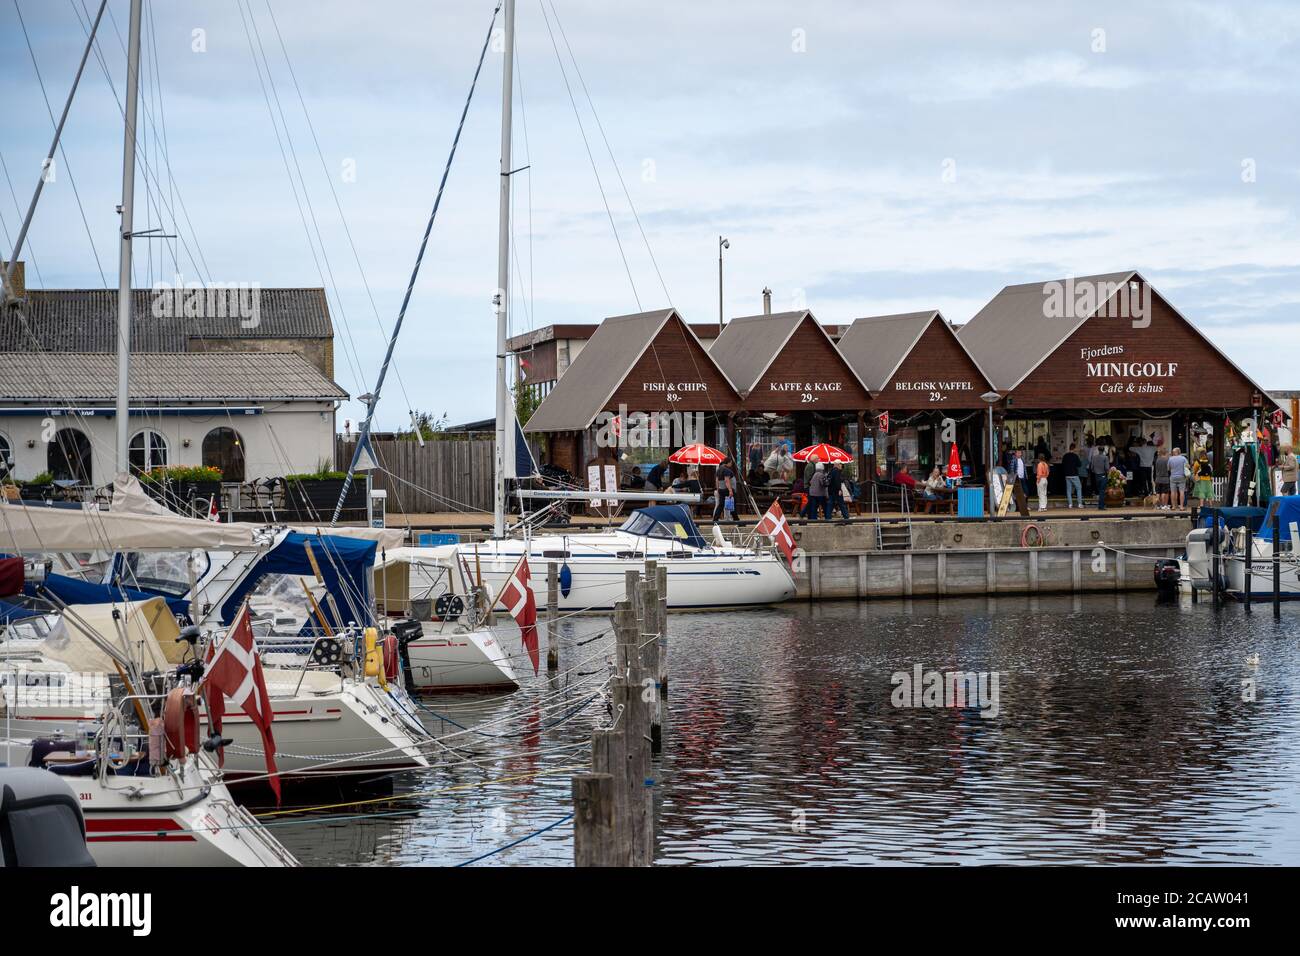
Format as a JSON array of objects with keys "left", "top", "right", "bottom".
[
  {"left": 497, "top": 555, "right": 539, "bottom": 674},
  {"left": 207, "top": 496, "right": 220, "bottom": 522},
  {"left": 202, "top": 604, "right": 280, "bottom": 801},
  {"left": 756, "top": 501, "right": 796, "bottom": 567}
]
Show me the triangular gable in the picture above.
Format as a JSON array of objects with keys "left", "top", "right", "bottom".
[
  {"left": 1008, "top": 276, "right": 1268, "bottom": 409},
  {"left": 727, "top": 311, "right": 872, "bottom": 410},
  {"left": 860, "top": 313, "right": 994, "bottom": 408},
  {"left": 524, "top": 309, "right": 741, "bottom": 433},
  {"left": 603, "top": 312, "right": 742, "bottom": 413}
]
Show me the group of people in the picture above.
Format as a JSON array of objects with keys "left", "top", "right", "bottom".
[
  {"left": 1005, "top": 438, "right": 1217, "bottom": 512},
  {"left": 628, "top": 456, "right": 739, "bottom": 522}
]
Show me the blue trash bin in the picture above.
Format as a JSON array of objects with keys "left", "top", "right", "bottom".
[{"left": 957, "top": 487, "right": 984, "bottom": 517}]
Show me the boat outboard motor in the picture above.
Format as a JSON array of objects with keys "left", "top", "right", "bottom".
[
  {"left": 1153, "top": 559, "right": 1181, "bottom": 593},
  {"left": 390, "top": 619, "right": 424, "bottom": 693}
]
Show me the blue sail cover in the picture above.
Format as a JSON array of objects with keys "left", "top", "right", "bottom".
[
  {"left": 1258, "top": 496, "right": 1300, "bottom": 540},
  {"left": 25, "top": 572, "right": 191, "bottom": 617},
  {"left": 218, "top": 531, "right": 376, "bottom": 632},
  {"left": 515, "top": 416, "right": 537, "bottom": 477},
  {"left": 0, "top": 598, "right": 43, "bottom": 623}
]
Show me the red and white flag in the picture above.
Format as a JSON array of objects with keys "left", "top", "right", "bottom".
[
  {"left": 202, "top": 604, "right": 280, "bottom": 802},
  {"left": 497, "top": 556, "right": 539, "bottom": 674},
  {"left": 756, "top": 501, "right": 796, "bottom": 568},
  {"left": 207, "top": 496, "right": 220, "bottom": 522}
]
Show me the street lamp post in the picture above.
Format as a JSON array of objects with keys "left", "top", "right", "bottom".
[
  {"left": 718, "top": 236, "right": 729, "bottom": 334},
  {"left": 981, "top": 390, "right": 1001, "bottom": 515}
]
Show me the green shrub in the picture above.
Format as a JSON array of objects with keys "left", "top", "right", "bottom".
[{"left": 140, "top": 465, "right": 223, "bottom": 484}]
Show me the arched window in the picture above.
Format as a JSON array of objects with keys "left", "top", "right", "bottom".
[
  {"left": 128, "top": 430, "right": 169, "bottom": 475},
  {"left": 48, "top": 428, "right": 92, "bottom": 484},
  {"left": 201, "top": 427, "right": 244, "bottom": 482}
]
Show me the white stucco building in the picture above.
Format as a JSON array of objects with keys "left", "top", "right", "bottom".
[{"left": 0, "top": 267, "right": 346, "bottom": 486}]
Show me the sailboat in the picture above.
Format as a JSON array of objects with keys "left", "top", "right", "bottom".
[
  {"left": 335, "top": 0, "right": 796, "bottom": 619},
  {"left": 0, "top": 1, "right": 440, "bottom": 780}
]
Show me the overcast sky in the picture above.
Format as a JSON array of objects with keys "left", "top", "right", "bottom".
[{"left": 3, "top": 0, "right": 1299, "bottom": 428}]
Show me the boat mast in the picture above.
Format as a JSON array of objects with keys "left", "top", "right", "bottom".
[
  {"left": 492, "top": 0, "right": 516, "bottom": 539},
  {"left": 115, "top": 0, "right": 144, "bottom": 475}
]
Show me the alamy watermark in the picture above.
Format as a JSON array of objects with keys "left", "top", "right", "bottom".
[
  {"left": 891, "top": 664, "right": 1000, "bottom": 718},
  {"left": 1041, "top": 277, "right": 1150, "bottom": 328},
  {"left": 151, "top": 277, "right": 261, "bottom": 328},
  {"left": 592, "top": 405, "right": 705, "bottom": 450}
]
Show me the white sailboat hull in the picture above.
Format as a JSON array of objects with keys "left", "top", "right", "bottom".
[
  {"left": 403, "top": 623, "right": 519, "bottom": 691},
  {"left": 0, "top": 740, "right": 296, "bottom": 866},
  {"left": 449, "top": 532, "right": 796, "bottom": 612}
]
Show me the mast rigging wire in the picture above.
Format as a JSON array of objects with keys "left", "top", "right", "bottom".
[{"left": 330, "top": 2, "right": 505, "bottom": 525}]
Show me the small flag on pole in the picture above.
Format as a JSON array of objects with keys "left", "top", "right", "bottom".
[
  {"left": 756, "top": 502, "right": 796, "bottom": 567},
  {"left": 496, "top": 555, "right": 539, "bottom": 674}
]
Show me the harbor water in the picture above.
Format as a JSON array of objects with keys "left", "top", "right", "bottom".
[{"left": 273, "top": 595, "right": 1300, "bottom": 866}]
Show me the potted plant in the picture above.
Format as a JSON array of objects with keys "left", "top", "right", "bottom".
[
  {"left": 284, "top": 462, "right": 364, "bottom": 519},
  {"left": 1105, "top": 466, "right": 1127, "bottom": 506},
  {"left": 139, "top": 465, "right": 223, "bottom": 511}
]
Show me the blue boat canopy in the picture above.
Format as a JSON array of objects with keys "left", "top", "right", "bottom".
[
  {"left": 0, "top": 597, "right": 43, "bottom": 623},
  {"left": 25, "top": 571, "right": 191, "bottom": 617},
  {"left": 1258, "top": 496, "right": 1300, "bottom": 541},
  {"left": 618, "top": 505, "right": 708, "bottom": 549},
  {"left": 1201, "top": 507, "right": 1268, "bottom": 533},
  {"left": 218, "top": 531, "right": 376, "bottom": 632}
]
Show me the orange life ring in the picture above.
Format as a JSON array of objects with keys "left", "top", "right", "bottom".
[{"left": 163, "top": 687, "right": 198, "bottom": 761}]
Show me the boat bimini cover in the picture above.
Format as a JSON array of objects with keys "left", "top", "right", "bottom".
[
  {"left": 27, "top": 571, "right": 191, "bottom": 618},
  {"left": 1257, "top": 496, "right": 1300, "bottom": 540},
  {"left": 618, "top": 505, "right": 708, "bottom": 549},
  {"left": 1200, "top": 507, "right": 1268, "bottom": 533},
  {"left": 218, "top": 532, "right": 376, "bottom": 632},
  {"left": 40, "top": 597, "right": 184, "bottom": 673}
]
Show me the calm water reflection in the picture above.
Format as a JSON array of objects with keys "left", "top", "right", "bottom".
[{"left": 276, "top": 595, "right": 1300, "bottom": 866}]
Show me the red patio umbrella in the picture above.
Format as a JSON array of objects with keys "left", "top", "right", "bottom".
[
  {"left": 669, "top": 443, "right": 727, "bottom": 466},
  {"left": 946, "top": 443, "right": 963, "bottom": 480},
  {"left": 791, "top": 443, "right": 852, "bottom": 463}
]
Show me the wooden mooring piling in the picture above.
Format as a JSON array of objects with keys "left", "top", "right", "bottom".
[{"left": 572, "top": 562, "right": 667, "bottom": 867}]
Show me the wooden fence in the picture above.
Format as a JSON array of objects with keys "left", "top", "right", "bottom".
[{"left": 334, "top": 436, "right": 494, "bottom": 515}]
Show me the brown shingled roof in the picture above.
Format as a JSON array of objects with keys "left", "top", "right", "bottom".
[
  {"left": 0, "top": 351, "right": 346, "bottom": 402},
  {"left": 1, "top": 287, "right": 332, "bottom": 352}
]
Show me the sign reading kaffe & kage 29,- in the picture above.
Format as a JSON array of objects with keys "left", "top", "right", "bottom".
[{"left": 766, "top": 380, "right": 845, "bottom": 404}]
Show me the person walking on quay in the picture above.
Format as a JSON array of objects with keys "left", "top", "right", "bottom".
[
  {"left": 806, "top": 461, "right": 828, "bottom": 520},
  {"left": 1191, "top": 447, "right": 1214, "bottom": 505},
  {"left": 713, "top": 456, "right": 737, "bottom": 522},
  {"left": 1013, "top": 449, "right": 1030, "bottom": 499},
  {"left": 802, "top": 453, "right": 820, "bottom": 488},
  {"left": 1168, "top": 447, "right": 1189, "bottom": 510},
  {"left": 827, "top": 460, "right": 851, "bottom": 522},
  {"left": 1153, "top": 448, "right": 1170, "bottom": 509},
  {"left": 1062, "top": 443, "right": 1083, "bottom": 508},
  {"left": 1090, "top": 442, "right": 1110, "bottom": 510},
  {"left": 1280, "top": 444, "right": 1298, "bottom": 495},
  {"left": 1035, "top": 454, "right": 1050, "bottom": 511}
]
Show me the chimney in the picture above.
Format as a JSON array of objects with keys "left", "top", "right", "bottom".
[
  {"left": 1, "top": 261, "right": 24, "bottom": 301},
  {"left": 762, "top": 287, "right": 772, "bottom": 314}
]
